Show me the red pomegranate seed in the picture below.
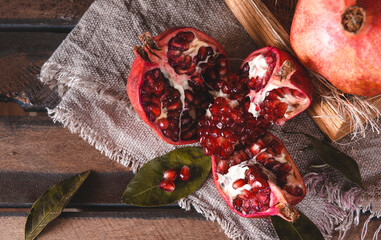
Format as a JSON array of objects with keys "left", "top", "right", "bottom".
[
  {"left": 219, "top": 67, "right": 228, "bottom": 77},
  {"left": 187, "top": 63, "right": 196, "bottom": 75},
  {"left": 215, "top": 97, "right": 228, "bottom": 105},
  {"left": 181, "top": 115, "right": 192, "bottom": 127},
  {"left": 168, "top": 101, "right": 181, "bottom": 110},
  {"left": 157, "top": 118, "right": 169, "bottom": 129},
  {"left": 232, "top": 179, "right": 247, "bottom": 189},
  {"left": 177, "top": 32, "right": 195, "bottom": 42},
  {"left": 242, "top": 189, "right": 256, "bottom": 199},
  {"left": 296, "top": 92, "right": 306, "bottom": 99},
  {"left": 149, "top": 105, "right": 161, "bottom": 118},
  {"left": 181, "top": 129, "right": 195, "bottom": 140},
  {"left": 270, "top": 140, "right": 283, "bottom": 154},
  {"left": 221, "top": 129, "right": 233, "bottom": 138},
  {"left": 250, "top": 142, "right": 262, "bottom": 156},
  {"left": 233, "top": 197, "right": 243, "bottom": 210},
  {"left": 267, "top": 91, "right": 279, "bottom": 100},
  {"left": 279, "top": 163, "right": 292, "bottom": 174},
  {"left": 271, "top": 162, "right": 282, "bottom": 173},
  {"left": 179, "top": 165, "right": 191, "bottom": 181},
  {"left": 273, "top": 87, "right": 284, "bottom": 97},
  {"left": 170, "top": 40, "right": 184, "bottom": 50},
  {"left": 265, "top": 147, "right": 276, "bottom": 156},
  {"left": 256, "top": 152, "right": 270, "bottom": 163},
  {"left": 263, "top": 158, "right": 276, "bottom": 169},
  {"left": 184, "top": 90, "right": 194, "bottom": 102},
  {"left": 217, "top": 160, "right": 228, "bottom": 174},
  {"left": 163, "top": 169, "right": 178, "bottom": 181},
  {"left": 222, "top": 145, "right": 234, "bottom": 158},
  {"left": 282, "top": 87, "right": 291, "bottom": 95},
  {"left": 246, "top": 166, "right": 260, "bottom": 179},
  {"left": 274, "top": 102, "right": 288, "bottom": 117},
  {"left": 285, "top": 185, "right": 304, "bottom": 196},
  {"left": 159, "top": 179, "right": 175, "bottom": 192},
  {"left": 197, "top": 47, "right": 207, "bottom": 62},
  {"left": 168, "top": 49, "right": 182, "bottom": 57},
  {"left": 203, "top": 147, "right": 212, "bottom": 155},
  {"left": 219, "top": 58, "right": 227, "bottom": 67},
  {"left": 257, "top": 190, "right": 270, "bottom": 203},
  {"left": 151, "top": 95, "right": 161, "bottom": 106},
  {"left": 205, "top": 136, "right": 216, "bottom": 151}
]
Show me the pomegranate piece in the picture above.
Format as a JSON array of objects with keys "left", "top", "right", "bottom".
[
  {"left": 179, "top": 165, "right": 191, "bottom": 181},
  {"left": 159, "top": 179, "right": 175, "bottom": 192},
  {"left": 290, "top": 0, "right": 381, "bottom": 96},
  {"left": 163, "top": 169, "right": 178, "bottom": 181},
  {"left": 240, "top": 47, "right": 312, "bottom": 126},
  {"left": 211, "top": 132, "right": 305, "bottom": 221},
  {"left": 127, "top": 27, "right": 229, "bottom": 144}
]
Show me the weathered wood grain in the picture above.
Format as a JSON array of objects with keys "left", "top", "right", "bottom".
[
  {"left": 0, "top": 116, "right": 132, "bottom": 205},
  {"left": 0, "top": 0, "right": 93, "bottom": 110},
  {"left": 0, "top": 211, "right": 229, "bottom": 240},
  {"left": 0, "top": 0, "right": 94, "bottom": 20},
  {"left": 0, "top": 31, "right": 68, "bottom": 110}
]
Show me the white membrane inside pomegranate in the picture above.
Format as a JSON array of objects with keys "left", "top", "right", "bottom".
[
  {"left": 241, "top": 51, "right": 310, "bottom": 126},
  {"left": 138, "top": 31, "right": 229, "bottom": 143},
  {"left": 212, "top": 132, "right": 305, "bottom": 220}
]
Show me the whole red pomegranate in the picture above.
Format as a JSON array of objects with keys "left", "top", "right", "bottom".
[
  {"left": 290, "top": 0, "right": 381, "bottom": 96},
  {"left": 127, "top": 28, "right": 313, "bottom": 221}
]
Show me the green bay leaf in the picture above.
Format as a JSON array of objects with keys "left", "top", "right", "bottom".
[
  {"left": 271, "top": 212, "right": 324, "bottom": 240},
  {"left": 122, "top": 147, "right": 211, "bottom": 206},
  {"left": 25, "top": 170, "right": 91, "bottom": 240},
  {"left": 305, "top": 134, "right": 363, "bottom": 189}
]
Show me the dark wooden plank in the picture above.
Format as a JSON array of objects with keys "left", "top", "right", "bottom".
[
  {"left": 0, "top": 22, "right": 75, "bottom": 32},
  {"left": 0, "top": 171, "right": 133, "bottom": 206},
  {"left": 0, "top": 211, "right": 229, "bottom": 240},
  {"left": 0, "top": 31, "right": 68, "bottom": 110},
  {"left": 0, "top": 0, "right": 94, "bottom": 111},
  {"left": 0, "top": 116, "right": 132, "bottom": 205},
  {"left": 0, "top": 0, "right": 94, "bottom": 20}
]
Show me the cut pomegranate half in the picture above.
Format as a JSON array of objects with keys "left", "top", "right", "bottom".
[
  {"left": 240, "top": 47, "right": 313, "bottom": 126},
  {"left": 211, "top": 132, "right": 305, "bottom": 221},
  {"left": 127, "top": 27, "right": 229, "bottom": 144}
]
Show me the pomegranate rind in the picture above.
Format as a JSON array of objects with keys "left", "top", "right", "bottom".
[
  {"left": 241, "top": 46, "right": 313, "bottom": 123},
  {"left": 290, "top": 0, "right": 381, "bottom": 96},
  {"left": 211, "top": 132, "right": 305, "bottom": 221},
  {"left": 127, "top": 27, "right": 229, "bottom": 145}
]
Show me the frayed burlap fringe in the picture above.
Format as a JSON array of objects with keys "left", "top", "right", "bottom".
[
  {"left": 304, "top": 172, "right": 381, "bottom": 240},
  {"left": 41, "top": 61, "right": 132, "bottom": 110},
  {"left": 178, "top": 198, "right": 252, "bottom": 240},
  {"left": 47, "top": 107, "right": 142, "bottom": 172}
]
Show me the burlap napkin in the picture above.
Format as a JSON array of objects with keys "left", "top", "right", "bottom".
[{"left": 40, "top": 0, "right": 381, "bottom": 239}]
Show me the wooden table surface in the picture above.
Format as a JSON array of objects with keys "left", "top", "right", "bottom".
[{"left": 0, "top": 1, "right": 379, "bottom": 239}]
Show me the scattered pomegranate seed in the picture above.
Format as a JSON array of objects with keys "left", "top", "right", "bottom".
[
  {"left": 163, "top": 169, "right": 178, "bottom": 181},
  {"left": 179, "top": 165, "right": 191, "bottom": 181},
  {"left": 159, "top": 179, "right": 175, "bottom": 192}
]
